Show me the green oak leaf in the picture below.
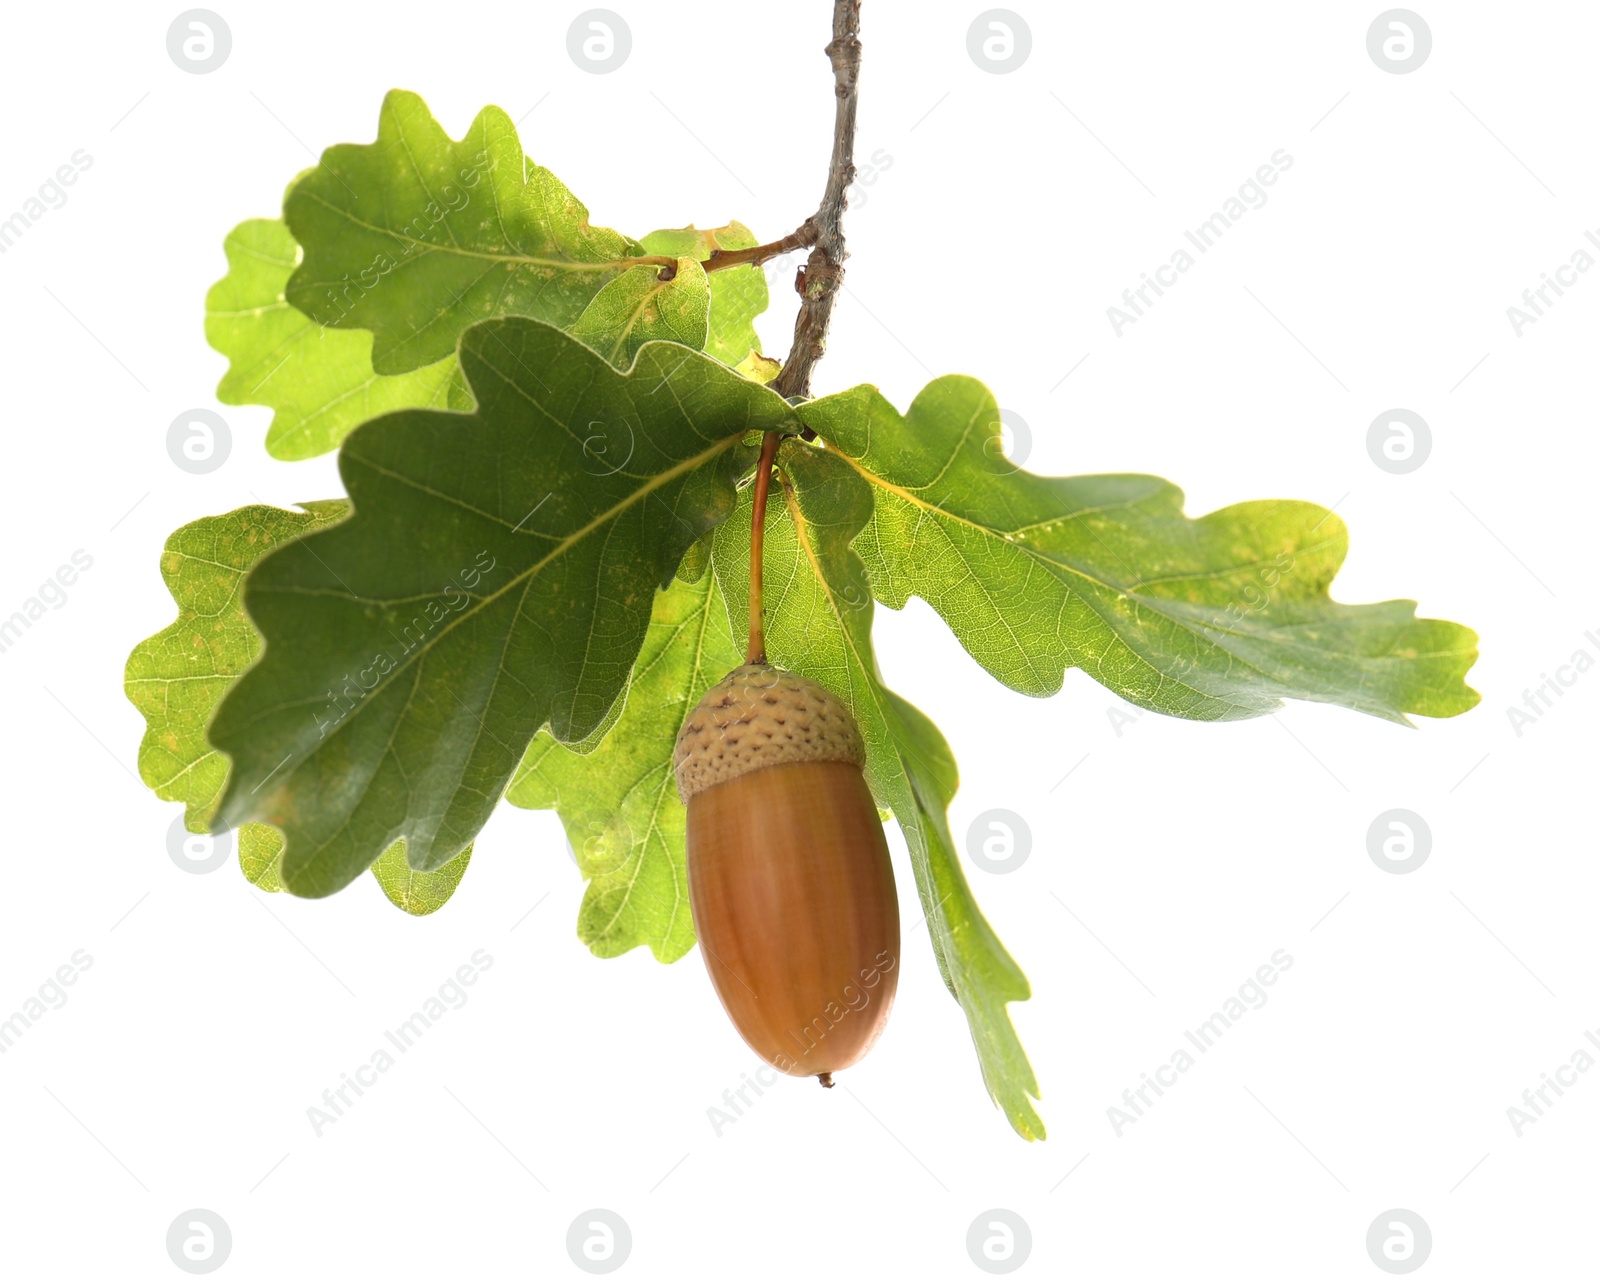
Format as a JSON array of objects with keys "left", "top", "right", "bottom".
[
  {"left": 797, "top": 379, "right": 1479, "bottom": 723},
  {"left": 211, "top": 317, "right": 795, "bottom": 898},
  {"left": 207, "top": 203, "right": 764, "bottom": 457},
  {"left": 675, "top": 531, "right": 714, "bottom": 585},
  {"left": 710, "top": 439, "right": 1045, "bottom": 1141},
  {"left": 206, "top": 219, "right": 471, "bottom": 460},
  {"left": 240, "top": 825, "right": 286, "bottom": 892},
  {"left": 285, "top": 89, "right": 654, "bottom": 375},
  {"left": 372, "top": 840, "right": 473, "bottom": 915},
  {"left": 640, "top": 223, "right": 770, "bottom": 369},
  {"left": 506, "top": 568, "right": 742, "bottom": 962},
  {"left": 124, "top": 501, "right": 348, "bottom": 829},
  {"left": 240, "top": 825, "right": 470, "bottom": 914},
  {"left": 571, "top": 257, "right": 710, "bottom": 368},
  {"left": 244, "top": 826, "right": 465, "bottom": 915},
  {"left": 125, "top": 501, "right": 475, "bottom": 914},
  {"left": 732, "top": 351, "right": 781, "bottom": 385}
]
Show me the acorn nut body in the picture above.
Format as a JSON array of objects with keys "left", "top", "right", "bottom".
[{"left": 675, "top": 664, "right": 900, "bottom": 1082}]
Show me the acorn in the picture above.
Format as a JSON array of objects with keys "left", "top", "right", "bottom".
[{"left": 675, "top": 663, "right": 900, "bottom": 1086}]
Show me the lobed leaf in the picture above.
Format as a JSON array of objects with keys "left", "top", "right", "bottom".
[
  {"left": 210, "top": 318, "right": 795, "bottom": 898},
  {"left": 710, "top": 439, "right": 1045, "bottom": 1141},
  {"left": 125, "top": 502, "right": 477, "bottom": 914},
  {"left": 797, "top": 379, "right": 1480, "bottom": 723},
  {"left": 124, "top": 501, "right": 347, "bottom": 829},
  {"left": 207, "top": 96, "right": 770, "bottom": 457},
  {"left": 284, "top": 89, "right": 651, "bottom": 375},
  {"left": 205, "top": 219, "right": 472, "bottom": 460}
]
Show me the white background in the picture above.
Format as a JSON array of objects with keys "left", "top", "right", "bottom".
[{"left": 0, "top": 1, "right": 1593, "bottom": 1279}]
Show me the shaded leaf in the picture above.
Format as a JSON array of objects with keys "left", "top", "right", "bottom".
[
  {"left": 507, "top": 569, "right": 741, "bottom": 961},
  {"left": 675, "top": 531, "right": 714, "bottom": 584},
  {"left": 710, "top": 439, "right": 1045, "bottom": 1140},
  {"left": 372, "top": 840, "right": 473, "bottom": 915},
  {"left": 211, "top": 317, "right": 795, "bottom": 897},
  {"left": 733, "top": 351, "right": 781, "bottom": 385},
  {"left": 798, "top": 379, "right": 1479, "bottom": 723},
  {"left": 641, "top": 222, "right": 770, "bottom": 370},
  {"left": 571, "top": 257, "right": 709, "bottom": 367},
  {"left": 240, "top": 825, "right": 285, "bottom": 892}
]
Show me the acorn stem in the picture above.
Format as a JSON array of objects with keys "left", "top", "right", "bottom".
[{"left": 746, "top": 431, "right": 783, "bottom": 665}]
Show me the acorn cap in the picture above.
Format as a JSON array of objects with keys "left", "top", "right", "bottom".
[{"left": 674, "top": 664, "right": 866, "bottom": 803}]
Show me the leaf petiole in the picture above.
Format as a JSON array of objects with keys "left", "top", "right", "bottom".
[
  {"left": 746, "top": 430, "right": 784, "bottom": 665},
  {"left": 701, "top": 221, "right": 818, "bottom": 274}
]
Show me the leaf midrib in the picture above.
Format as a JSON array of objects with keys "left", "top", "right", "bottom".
[
  {"left": 237, "top": 438, "right": 743, "bottom": 841},
  {"left": 825, "top": 445, "right": 1393, "bottom": 704},
  {"left": 294, "top": 189, "right": 645, "bottom": 274}
]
